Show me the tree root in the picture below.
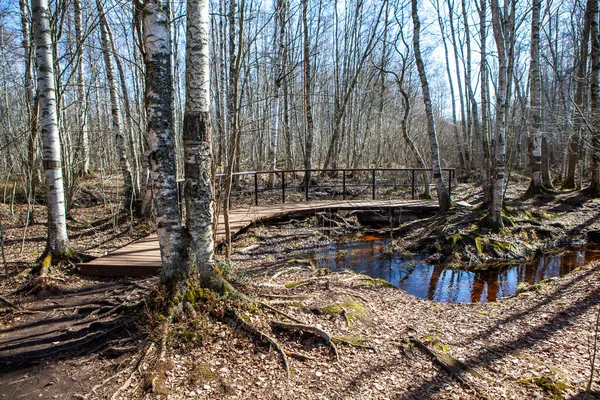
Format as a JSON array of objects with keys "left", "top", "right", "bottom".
[
  {"left": 259, "top": 301, "right": 305, "bottom": 324},
  {"left": 406, "top": 336, "right": 489, "bottom": 398},
  {"left": 270, "top": 266, "right": 308, "bottom": 281},
  {"left": 332, "top": 336, "right": 376, "bottom": 351},
  {"left": 331, "top": 288, "right": 369, "bottom": 303},
  {"left": 230, "top": 311, "right": 291, "bottom": 379},
  {"left": 272, "top": 320, "right": 340, "bottom": 362}
]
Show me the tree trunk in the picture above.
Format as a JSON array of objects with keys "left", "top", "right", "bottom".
[
  {"left": 588, "top": 0, "right": 600, "bottom": 195},
  {"left": 302, "top": 0, "right": 315, "bottom": 178},
  {"left": 565, "top": 0, "right": 593, "bottom": 189},
  {"left": 411, "top": 0, "right": 451, "bottom": 212},
  {"left": 140, "top": 0, "right": 188, "bottom": 284},
  {"left": 184, "top": 0, "right": 218, "bottom": 284},
  {"left": 489, "top": 0, "right": 509, "bottom": 229},
  {"left": 526, "top": 0, "right": 545, "bottom": 195},
  {"left": 267, "top": 0, "right": 287, "bottom": 186},
  {"left": 435, "top": 0, "right": 465, "bottom": 171},
  {"left": 32, "top": 0, "right": 70, "bottom": 256},
  {"left": 73, "top": 0, "right": 89, "bottom": 177},
  {"left": 97, "top": 0, "right": 135, "bottom": 203}
]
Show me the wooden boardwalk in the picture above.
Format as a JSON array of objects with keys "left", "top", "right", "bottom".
[{"left": 77, "top": 199, "right": 438, "bottom": 276}]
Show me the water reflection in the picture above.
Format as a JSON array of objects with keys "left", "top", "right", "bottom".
[{"left": 311, "top": 235, "right": 600, "bottom": 303}]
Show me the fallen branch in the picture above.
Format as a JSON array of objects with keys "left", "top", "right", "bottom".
[{"left": 272, "top": 320, "right": 340, "bottom": 362}]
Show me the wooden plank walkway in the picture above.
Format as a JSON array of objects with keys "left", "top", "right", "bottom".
[{"left": 77, "top": 199, "right": 438, "bottom": 276}]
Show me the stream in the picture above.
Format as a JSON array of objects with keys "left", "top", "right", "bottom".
[{"left": 308, "top": 234, "right": 600, "bottom": 303}]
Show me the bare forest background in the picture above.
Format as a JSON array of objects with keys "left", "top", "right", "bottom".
[{"left": 0, "top": 0, "right": 598, "bottom": 223}]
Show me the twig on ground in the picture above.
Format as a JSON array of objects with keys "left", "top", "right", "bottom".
[
  {"left": 272, "top": 320, "right": 340, "bottom": 362},
  {"left": 270, "top": 267, "right": 308, "bottom": 281}
]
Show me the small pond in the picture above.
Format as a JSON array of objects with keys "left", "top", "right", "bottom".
[{"left": 309, "top": 234, "right": 600, "bottom": 303}]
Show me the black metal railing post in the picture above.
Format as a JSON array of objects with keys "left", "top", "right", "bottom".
[
  {"left": 254, "top": 172, "right": 258, "bottom": 206},
  {"left": 342, "top": 170, "right": 346, "bottom": 200},
  {"left": 372, "top": 169, "right": 376, "bottom": 200},
  {"left": 448, "top": 169, "right": 452, "bottom": 200},
  {"left": 177, "top": 180, "right": 183, "bottom": 220},
  {"left": 305, "top": 170, "right": 310, "bottom": 201},
  {"left": 281, "top": 171, "right": 286, "bottom": 203},
  {"left": 411, "top": 170, "right": 415, "bottom": 200}
]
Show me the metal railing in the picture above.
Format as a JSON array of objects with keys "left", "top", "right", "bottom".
[{"left": 202, "top": 167, "right": 455, "bottom": 207}]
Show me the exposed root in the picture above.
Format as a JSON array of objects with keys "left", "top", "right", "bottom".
[
  {"left": 260, "top": 294, "right": 309, "bottom": 300},
  {"left": 332, "top": 336, "right": 377, "bottom": 351},
  {"left": 0, "top": 295, "right": 23, "bottom": 311},
  {"left": 272, "top": 320, "right": 340, "bottom": 362},
  {"left": 331, "top": 288, "right": 369, "bottom": 303},
  {"left": 270, "top": 266, "right": 308, "bottom": 281},
  {"left": 109, "top": 342, "right": 156, "bottom": 400},
  {"left": 230, "top": 311, "right": 291, "bottom": 379},
  {"left": 407, "top": 336, "right": 489, "bottom": 398},
  {"left": 259, "top": 301, "right": 306, "bottom": 324}
]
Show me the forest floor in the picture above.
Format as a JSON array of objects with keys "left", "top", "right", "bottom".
[{"left": 1, "top": 174, "right": 600, "bottom": 399}]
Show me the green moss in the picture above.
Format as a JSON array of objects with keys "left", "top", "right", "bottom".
[
  {"left": 320, "top": 301, "right": 365, "bottom": 316},
  {"left": 284, "top": 280, "right": 306, "bottom": 288},
  {"left": 359, "top": 277, "right": 394, "bottom": 287},
  {"left": 474, "top": 237, "right": 484, "bottom": 254},
  {"left": 518, "top": 376, "right": 568, "bottom": 398},
  {"left": 332, "top": 335, "right": 369, "bottom": 346},
  {"left": 189, "top": 364, "right": 217, "bottom": 384}
]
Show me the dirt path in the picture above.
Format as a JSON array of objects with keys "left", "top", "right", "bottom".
[{"left": 0, "top": 277, "right": 154, "bottom": 399}]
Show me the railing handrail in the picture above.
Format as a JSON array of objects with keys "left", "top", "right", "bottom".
[{"left": 212, "top": 167, "right": 455, "bottom": 177}]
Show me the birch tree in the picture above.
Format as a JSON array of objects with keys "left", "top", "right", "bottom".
[
  {"left": 411, "top": 0, "right": 451, "bottom": 212},
  {"left": 74, "top": 0, "right": 89, "bottom": 177},
  {"left": 489, "top": 0, "right": 509, "bottom": 229},
  {"left": 97, "top": 0, "right": 135, "bottom": 202},
  {"left": 588, "top": 0, "right": 600, "bottom": 196},
  {"left": 526, "top": 0, "right": 545, "bottom": 195},
  {"left": 32, "top": 0, "right": 71, "bottom": 259},
  {"left": 183, "top": 0, "right": 218, "bottom": 286},
  {"left": 140, "top": 0, "right": 188, "bottom": 283}
]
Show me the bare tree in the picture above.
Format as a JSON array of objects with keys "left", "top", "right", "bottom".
[
  {"left": 489, "top": 0, "right": 510, "bottom": 229},
  {"left": 32, "top": 0, "right": 71, "bottom": 260},
  {"left": 97, "top": 0, "right": 135, "bottom": 202},
  {"left": 411, "top": 0, "right": 451, "bottom": 212},
  {"left": 588, "top": 0, "right": 600, "bottom": 195}
]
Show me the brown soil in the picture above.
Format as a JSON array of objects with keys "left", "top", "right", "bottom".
[{"left": 1, "top": 177, "right": 600, "bottom": 399}]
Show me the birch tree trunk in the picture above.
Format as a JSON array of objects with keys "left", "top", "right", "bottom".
[
  {"left": 588, "top": 0, "right": 600, "bottom": 195},
  {"left": 434, "top": 0, "right": 465, "bottom": 171},
  {"left": 565, "top": 0, "right": 592, "bottom": 189},
  {"left": 302, "top": 0, "right": 315, "bottom": 180},
  {"left": 97, "top": 0, "right": 135, "bottom": 202},
  {"left": 526, "top": 0, "right": 545, "bottom": 195},
  {"left": 184, "top": 0, "right": 218, "bottom": 285},
  {"left": 32, "top": 0, "right": 70, "bottom": 257},
  {"left": 411, "top": 0, "right": 451, "bottom": 212},
  {"left": 489, "top": 0, "right": 509, "bottom": 229},
  {"left": 74, "top": 0, "right": 89, "bottom": 177},
  {"left": 267, "top": 0, "right": 287, "bottom": 186},
  {"left": 140, "top": 0, "right": 188, "bottom": 284}
]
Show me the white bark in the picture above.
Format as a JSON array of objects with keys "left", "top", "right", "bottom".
[
  {"left": 74, "top": 0, "right": 89, "bottom": 176},
  {"left": 141, "top": 0, "right": 188, "bottom": 283},
  {"left": 490, "top": 0, "right": 509, "bottom": 228},
  {"left": 32, "top": 0, "right": 70, "bottom": 255},
  {"left": 184, "top": 0, "right": 216, "bottom": 284},
  {"left": 411, "top": 0, "right": 451, "bottom": 212},
  {"left": 97, "top": 0, "right": 134, "bottom": 201}
]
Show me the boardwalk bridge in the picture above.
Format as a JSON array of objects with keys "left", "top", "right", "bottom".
[{"left": 78, "top": 167, "right": 454, "bottom": 276}]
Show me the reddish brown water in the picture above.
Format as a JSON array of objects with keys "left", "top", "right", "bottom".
[{"left": 311, "top": 235, "right": 600, "bottom": 303}]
